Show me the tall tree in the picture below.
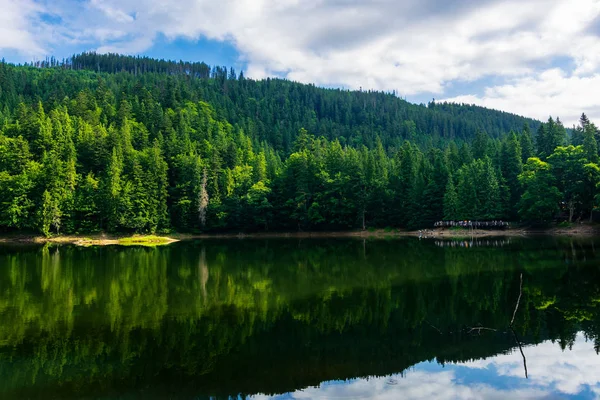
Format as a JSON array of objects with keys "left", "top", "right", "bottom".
[
  {"left": 520, "top": 123, "right": 534, "bottom": 163},
  {"left": 548, "top": 146, "right": 587, "bottom": 222},
  {"left": 443, "top": 174, "right": 459, "bottom": 221},
  {"left": 501, "top": 132, "right": 524, "bottom": 217},
  {"left": 583, "top": 123, "right": 599, "bottom": 163},
  {"left": 518, "top": 158, "right": 562, "bottom": 224}
]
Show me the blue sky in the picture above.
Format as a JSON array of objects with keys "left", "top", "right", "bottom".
[{"left": 2, "top": 0, "right": 600, "bottom": 125}]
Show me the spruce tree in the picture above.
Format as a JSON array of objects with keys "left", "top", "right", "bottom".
[{"left": 583, "top": 124, "right": 599, "bottom": 163}]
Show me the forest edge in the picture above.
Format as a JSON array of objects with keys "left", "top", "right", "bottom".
[{"left": 1, "top": 224, "right": 598, "bottom": 246}]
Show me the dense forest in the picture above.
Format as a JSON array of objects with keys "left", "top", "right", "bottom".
[{"left": 0, "top": 53, "right": 598, "bottom": 235}]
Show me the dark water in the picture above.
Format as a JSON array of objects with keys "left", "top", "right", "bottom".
[{"left": 1, "top": 237, "right": 599, "bottom": 399}]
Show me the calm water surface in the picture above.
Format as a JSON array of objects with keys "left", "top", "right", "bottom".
[{"left": 0, "top": 237, "right": 599, "bottom": 399}]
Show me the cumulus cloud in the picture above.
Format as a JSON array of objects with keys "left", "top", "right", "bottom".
[
  {"left": 5, "top": 0, "right": 600, "bottom": 124},
  {"left": 441, "top": 69, "right": 600, "bottom": 126},
  {"left": 0, "top": 0, "right": 47, "bottom": 55}
]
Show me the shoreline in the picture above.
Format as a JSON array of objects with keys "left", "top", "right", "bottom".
[
  {"left": 0, "top": 234, "right": 179, "bottom": 247},
  {"left": 0, "top": 225, "right": 598, "bottom": 246}
]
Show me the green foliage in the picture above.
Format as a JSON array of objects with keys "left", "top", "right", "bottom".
[
  {"left": 0, "top": 54, "right": 596, "bottom": 232},
  {"left": 443, "top": 174, "right": 459, "bottom": 220},
  {"left": 583, "top": 123, "right": 599, "bottom": 163},
  {"left": 452, "top": 158, "right": 501, "bottom": 220},
  {"left": 518, "top": 158, "right": 562, "bottom": 224},
  {"left": 548, "top": 146, "right": 589, "bottom": 222},
  {"left": 520, "top": 123, "right": 534, "bottom": 163}
]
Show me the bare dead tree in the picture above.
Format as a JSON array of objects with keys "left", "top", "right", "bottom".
[{"left": 198, "top": 168, "right": 209, "bottom": 228}]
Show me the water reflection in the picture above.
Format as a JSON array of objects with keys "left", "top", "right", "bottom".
[
  {"left": 434, "top": 238, "right": 512, "bottom": 248},
  {"left": 0, "top": 237, "right": 598, "bottom": 399},
  {"left": 257, "top": 333, "right": 599, "bottom": 399}
]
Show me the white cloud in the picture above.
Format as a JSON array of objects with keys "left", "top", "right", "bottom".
[
  {"left": 89, "top": 0, "right": 135, "bottom": 23},
  {"left": 0, "top": 0, "right": 46, "bottom": 55},
  {"left": 441, "top": 69, "right": 600, "bottom": 125},
  {"left": 6, "top": 0, "right": 600, "bottom": 124}
]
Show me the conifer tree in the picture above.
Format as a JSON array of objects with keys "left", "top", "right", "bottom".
[
  {"left": 443, "top": 174, "right": 459, "bottom": 221},
  {"left": 520, "top": 123, "right": 534, "bottom": 163},
  {"left": 583, "top": 124, "right": 599, "bottom": 163}
]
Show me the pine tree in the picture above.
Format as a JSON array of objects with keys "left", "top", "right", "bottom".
[
  {"left": 472, "top": 130, "right": 489, "bottom": 160},
  {"left": 547, "top": 117, "right": 567, "bottom": 154},
  {"left": 536, "top": 124, "right": 548, "bottom": 159},
  {"left": 583, "top": 124, "right": 599, "bottom": 163},
  {"left": 104, "top": 147, "right": 124, "bottom": 231},
  {"left": 501, "top": 133, "right": 523, "bottom": 217},
  {"left": 443, "top": 174, "right": 459, "bottom": 220},
  {"left": 520, "top": 123, "right": 534, "bottom": 163}
]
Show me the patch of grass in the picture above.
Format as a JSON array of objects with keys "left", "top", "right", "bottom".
[
  {"left": 116, "top": 235, "right": 176, "bottom": 247},
  {"left": 557, "top": 221, "right": 573, "bottom": 228}
]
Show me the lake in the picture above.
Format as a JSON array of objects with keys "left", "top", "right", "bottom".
[{"left": 0, "top": 237, "right": 599, "bottom": 399}]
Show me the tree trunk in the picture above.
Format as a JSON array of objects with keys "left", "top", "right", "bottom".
[
  {"left": 568, "top": 200, "right": 575, "bottom": 223},
  {"left": 361, "top": 209, "right": 366, "bottom": 231}
]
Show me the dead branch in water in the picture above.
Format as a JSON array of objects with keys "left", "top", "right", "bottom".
[
  {"left": 511, "top": 327, "right": 529, "bottom": 379},
  {"left": 425, "top": 320, "right": 443, "bottom": 335},
  {"left": 510, "top": 273, "right": 523, "bottom": 327},
  {"left": 468, "top": 326, "right": 498, "bottom": 335},
  {"left": 509, "top": 273, "right": 528, "bottom": 379}
]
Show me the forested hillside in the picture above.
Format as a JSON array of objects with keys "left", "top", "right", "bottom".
[{"left": 0, "top": 53, "right": 598, "bottom": 235}]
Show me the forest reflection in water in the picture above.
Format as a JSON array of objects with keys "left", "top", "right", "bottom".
[{"left": 0, "top": 236, "right": 599, "bottom": 399}]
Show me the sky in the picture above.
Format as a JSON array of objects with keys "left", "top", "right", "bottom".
[
  {"left": 252, "top": 332, "right": 600, "bottom": 399},
  {"left": 1, "top": 0, "right": 600, "bottom": 125}
]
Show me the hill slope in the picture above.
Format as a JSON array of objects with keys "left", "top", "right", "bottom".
[
  {"left": 0, "top": 53, "right": 593, "bottom": 235},
  {"left": 3, "top": 52, "right": 540, "bottom": 152}
]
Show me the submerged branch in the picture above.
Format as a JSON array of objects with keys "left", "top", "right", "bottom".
[
  {"left": 425, "top": 320, "right": 443, "bottom": 335},
  {"left": 511, "top": 327, "right": 529, "bottom": 379},
  {"left": 467, "top": 326, "right": 498, "bottom": 335},
  {"left": 510, "top": 273, "right": 523, "bottom": 327},
  {"left": 509, "top": 272, "right": 528, "bottom": 378},
  {"left": 420, "top": 272, "right": 528, "bottom": 378}
]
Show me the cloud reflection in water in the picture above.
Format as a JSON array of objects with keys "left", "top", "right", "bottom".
[{"left": 253, "top": 332, "right": 600, "bottom": 399}]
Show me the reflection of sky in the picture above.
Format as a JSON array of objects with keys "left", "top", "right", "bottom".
[{"left": 252, "top": 332, "right": 600, "bottom": 399}]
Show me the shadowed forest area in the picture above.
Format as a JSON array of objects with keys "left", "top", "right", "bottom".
[{"left": 0, "top": 53, "right": 599, "bottom": 235}]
